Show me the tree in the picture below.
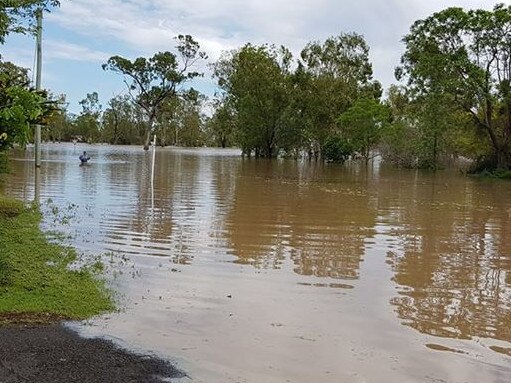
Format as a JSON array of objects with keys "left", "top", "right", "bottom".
[
  {"left": 74, "top": 92, "right": 102, "bottom": 143},
  {"left": 41, "top": 93, "right": 68, "bottom": 142},
  {"left": 338, "top": 97, "right": 389, "bottom": 163},
  {"left": 170, "top": 88, "right": 206, "bottom": 147},
  {"left": 0, "top": 60, "right": 44, "bottom": 151},
  {"left": 0, "top": 0, "right": 59, "bottom": 44},
  {"left": 397, "top": 4, "right": 511, "bottom": 170},
  {"left": 298, "top": 33, "right": 382, "bottom": 157},
  {"left": 0, "top": 1, "right": 59, "bottom": 154},
  {"left": 102, "top": 94, "right": 143, "bottom": 145},
  {"left": 213, "top": 44, "right": 293, "bottom": 157},
  {"left": 103, "top": 35, "right": 207, "bottom": 150},
  {"left": 381, "top": 86, "right": 463, "bottom": 169},
  {"left": 206, "top": 98, "right": 236, "bottom": 148},
  {"left": 380, "top": 85, "right": 418, "bottom": 167}
]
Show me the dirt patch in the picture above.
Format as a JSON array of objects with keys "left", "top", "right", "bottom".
[
  {"left": 0, "top": 312, "right": 69, "bottom": 325},
  {"left": 0, "top": 323, "right": 185, "bottom": 382}
]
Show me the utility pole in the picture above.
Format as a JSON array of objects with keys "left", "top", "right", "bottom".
[{"left": 34, "top": 8, "right": 43, "bottom": 167}]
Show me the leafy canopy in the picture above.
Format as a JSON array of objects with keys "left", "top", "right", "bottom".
[
  {"left": 103, "top": 35, "right": 207, "bottom": 149},
  {"left": 0, "top": 0, "right": 59, "bottom": 43},
  {"left": 397, "top": 3, "right": 511, "bottom": 169}
]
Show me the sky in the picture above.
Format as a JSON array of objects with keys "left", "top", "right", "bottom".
[{"left": 1, "top": 0, "right": 509, "bottom": 114}]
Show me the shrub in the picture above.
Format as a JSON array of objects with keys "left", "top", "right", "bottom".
[
  {"left": 0, "top": 198, "right": 25, "bottom": 217},
  {"left": 323, "top": 135, "right": 353, "bottom": 163}
]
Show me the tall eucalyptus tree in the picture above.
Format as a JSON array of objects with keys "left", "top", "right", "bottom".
[{"left": 103, "top": 35, "right": 207, "bottom": 150}]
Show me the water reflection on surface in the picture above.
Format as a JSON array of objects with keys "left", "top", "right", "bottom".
[
  {"left": 226, "top": 160, "right": 377, "bottom": 280},
  {"left": 2, "top": 144, "right": 511, "bottom": 383},
  {"left": 384, "top": 172, "right": 511, "bottom": 347}
]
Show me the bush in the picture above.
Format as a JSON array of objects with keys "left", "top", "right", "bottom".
[
  {"left": 468, "top": 155, "right": 511, "bottom": 178},
  {"left": 0, "top": 198, "right": 25, "bottom": 218},
  {"left": 323, "top": 135, "right": 353, "bottom": 163}
]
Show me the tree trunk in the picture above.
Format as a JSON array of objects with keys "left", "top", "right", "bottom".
[
  {"left": 143, "top": 129, "right": 151, "bottom": 150},
  {"left": 143, "top": 116, "right": 155, "bottom": 150}
]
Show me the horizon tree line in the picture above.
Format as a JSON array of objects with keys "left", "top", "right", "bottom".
[{"left": 1, "top": 2, "right": 511, "bottom": 174}]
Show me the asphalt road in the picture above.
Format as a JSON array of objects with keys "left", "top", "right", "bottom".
[{"left": 0, "top": 324, "right": 185, "bottom": 383}]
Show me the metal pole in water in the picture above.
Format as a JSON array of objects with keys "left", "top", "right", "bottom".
[
  {"left": 34, "top": 8, "right": 43, "bottom": 168},
  {"left": 151, "top": 135, "right": 156, "bottom": 210},
  {"left": 151, "top": 134, "right": 156, "bottom": 181},
  {"left": 34, "top": 167, "right": 41, "bottom": 204}
]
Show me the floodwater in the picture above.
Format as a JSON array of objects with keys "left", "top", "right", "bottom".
[{"left": 2, "top": 143, "right": 511, "bottom": 383}]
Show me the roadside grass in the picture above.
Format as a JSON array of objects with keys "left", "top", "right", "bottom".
[{"left": 0, "top": 196, "right": 114, "bottom": 325}]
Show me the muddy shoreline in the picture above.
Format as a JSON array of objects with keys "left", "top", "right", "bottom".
[{"left": 0, "top": 323, "right": 184, "bottom": 383}]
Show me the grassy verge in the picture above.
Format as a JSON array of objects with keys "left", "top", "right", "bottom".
[{"left": 0, "top": 197, "right": 114, "bottom": 325}]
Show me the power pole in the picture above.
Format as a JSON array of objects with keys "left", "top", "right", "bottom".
[{"left": 34, "top": 8, "right": 43, "bottom": 167}]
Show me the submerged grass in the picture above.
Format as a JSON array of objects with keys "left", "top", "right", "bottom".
[{"left": 0, "top": 196, "right": 114, "bottom": 324}]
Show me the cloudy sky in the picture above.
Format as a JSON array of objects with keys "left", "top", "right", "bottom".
[{"left": 2, "top": 0, "right": 509, "bottom": 113}]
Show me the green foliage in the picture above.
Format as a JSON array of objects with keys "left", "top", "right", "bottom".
[
  {"left": 0, "top": 256, "right": 10, "bottom": 286},
  {"left": 338, "top": 97, "right": 389, "bottom": 162},
  {"left": 211, "top": 34, "right": 381, "bottom": 158},
  {"left": 213, "top": 44, "right": 292, "bottom": 157},
  {"left": 101, "top": 94, "right": 144, "bottom": 145},
  {"left": 103, "top": 35, "right": 207, "bottom": 150},
  {"left": 323, "top": 135, "right": 353, "bottom": 163},
  {"left": 0, "top": 197, "right": 114, "bottom": 319},
  {"left": 206, "top": 99, "right": 236, "bottom": 148},
  {"left": 397, "top": 4, "right": 511, "bottom": 170},
  {"left": 298, "top": 33, "right": 382, "bottom": 155},
  {"left": 381, "top": 86, "right": 475, "bottom": 170},
  {"left": 0, "top": 55, "right": 60, "bottom": 151},
  {"left": 483, "top": 169, "right": 511, "bottom": 179},
  {"left": 380, "top": 85, "right": 418, "bottom": 167},
  {"left": 0, "top": 197, "right": 24, "bottom": 217},
  {"left": 155, "top": 88, "right": 207, "bottom": 147},
  {"left": 0, "top": 86, "right": 43, "bottom": 137},
  {"left": 73, "top": 92, "right": 102, "bottom": 143},
  {"left": 0, "top": 1, "right": 59, "bottom": 44}
]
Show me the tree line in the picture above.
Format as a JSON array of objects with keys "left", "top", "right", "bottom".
[{"left": 1, "top": 2, "right": 511, "bottom": 173}]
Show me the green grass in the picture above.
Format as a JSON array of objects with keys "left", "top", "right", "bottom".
[
  {"left": 0, "top": 198, "right": 24, "bottom": 218},
  {"left": 0, "top": 197, "right": 114, "bottom": 324}
]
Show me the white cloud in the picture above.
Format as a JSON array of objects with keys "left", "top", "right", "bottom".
[
  {"left": 35, "top": 0, "right": 511, "bottom": 108},
  {"left": 45, "top": 40, "right": 110, "bottom": 62},
  {"left": 48, "top": 1, "right": 511, "bottom": 83}
]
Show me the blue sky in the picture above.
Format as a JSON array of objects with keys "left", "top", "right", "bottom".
[{"left": 2, "top": 0, "right": 508, "bottom": 114}]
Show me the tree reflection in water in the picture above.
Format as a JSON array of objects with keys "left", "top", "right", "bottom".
[
  {"left": 226, "top": 159, "right": 378, "bottom": 281},
  {"left": 386, "top": 178, "right": 511, "bottom": 352}
]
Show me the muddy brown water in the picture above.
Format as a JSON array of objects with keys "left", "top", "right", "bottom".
[{"left": 2, "top": 144, "right": 511, "bottom": 383}]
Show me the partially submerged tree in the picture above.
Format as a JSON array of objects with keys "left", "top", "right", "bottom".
[
  {"left": 74, "top": 92, "right": 102, "bottom": 143},
  {"left": 397, "top": 4, "right": 511, "bottom": 170},
  {"left": 102, "top": 94, "right": 143, "bottom": 145},
  {"left": 213, "top": 44, "right": 293, "bottom": 157},
  {"left": 381, "top": 86, "right": 463, "bottom": 170},
  {"left": 206, "top": 98, "right": 237, "bottom": 148},
  {"left": 299, "top": 33, "right": 382, "bottom": 157},
  {"left": 155, "top": 88, "right": 207, "bottom": 147},
  {"left": 338, "top": 97, "right": 389, "bottom": 163},
  {"left": 103, "top": 35, "right": 207, "bottom": 150}
]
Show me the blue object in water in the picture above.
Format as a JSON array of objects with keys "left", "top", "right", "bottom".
[{"left": 79, "top": 151, "right": 90, "bottom": 163}]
